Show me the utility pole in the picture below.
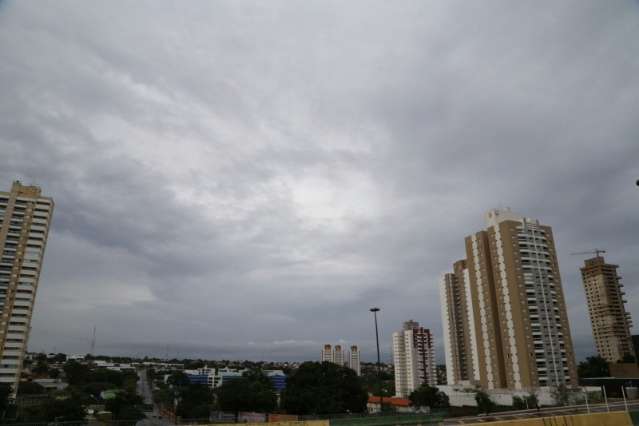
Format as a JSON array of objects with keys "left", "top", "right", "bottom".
[
  {"left": 370, "top": 307, "right": 383, "bottom": 412},
  {"left": 90, "top": 325, "right": 96, "bottom": 356}
]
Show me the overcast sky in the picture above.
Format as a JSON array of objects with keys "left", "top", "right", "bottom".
[{"left": 1, "top": 1, "right": 638, "bottom": 363}]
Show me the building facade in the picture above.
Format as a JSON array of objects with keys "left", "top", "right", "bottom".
[
  {"left": 0, "top": 182, "right": 54, "bottom": 393},
  {"left": 441, "top": 209, "right": 578, "bottom": 391},
  {"left": 581, "top": 256, "right": 634, "bottom": 363},
  {"left": 440, "top": 259, "right": 479, "bottom": 386},
  {"left": 321, "top": 344, "right": 333, "bottom": 363},
  {"left": 393, "top": 320, "right": 435, "bottom": 398},
  {"left": 333, "top": 345, "right": 344, "bottom": 366},
  {"left": 349, "top": 345, "right": 361, "bottom": 376}
]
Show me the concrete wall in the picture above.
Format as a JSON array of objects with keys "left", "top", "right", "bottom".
[{"left": 438, "top": 385, "right": 601, "bottom": 407}]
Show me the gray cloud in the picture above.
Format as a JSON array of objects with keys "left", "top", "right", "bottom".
[{"left": 1, "top": 0, "right": 638, "bottom": 363}]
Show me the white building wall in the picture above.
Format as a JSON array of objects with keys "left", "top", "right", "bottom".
[{"left": 392, "top": 331, "right": 406, "bottom": 397}]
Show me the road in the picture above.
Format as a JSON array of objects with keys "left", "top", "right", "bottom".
[
  {"left": 136, "top": 368, "right": 173, "bottom": 426},
  {"left": 137, "top": 367, "right": 154, "bottom": 406},
  {"left": 442, "top": 400, "right": 639, "bottom": 424}
]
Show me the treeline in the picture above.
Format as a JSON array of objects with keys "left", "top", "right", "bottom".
[
  {"left": 17, "top": 360, "right": 145, "bottom": 423},
  {"left": 154, "top": 361, "right": 368, "bottom": 419}
]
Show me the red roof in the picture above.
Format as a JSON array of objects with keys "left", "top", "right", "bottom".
[{"left": 368, "top": 396, "right": 411, "bottom": 407}]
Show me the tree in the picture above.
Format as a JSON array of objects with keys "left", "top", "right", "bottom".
[
  {"left": 217, "top": 370, "right": 275, "bottom": 418},
  {"left": 512, "top": 395, "right": 538, "bottom": 410},
  {"left": 18, "top": 381, "right": 46, "bottom": 395},
  {"left": 0, "top": 383, "right": 11, "bottom": 415},
  {"left": 42, "top": 396, "right": 86, "bottom": 421},
  {"left": 512, "top": 396, "right": 525, "bottom": 410},
  {"left": 526, "top": 393, "right": 539, "bottom": 409},
  {"left": 551, "top": 384, "right": 569, "bottom": 406},
  {"left": 167, "top": 371, "right": 190, "bottom": 388},
  {"left": 409, "top": 384, "right": 449, "bottom": 409},
  {"left": 63, "top": 360, "right": 90, "bottom": 385},
  {"left": 50, "top": 353, "right": 67, "bottom": 363},
  {"left": 178, "top": 384, "right": 214, "bottom": 419},
  {"left": 578, "top": 356, "right": 609, "bottom": 378},
  {"left": 32, "top": 361, "right": 49, "bottom": 376},
  {"left": 105, "top": 392, "right": 145, "bottom": 421},
  {"left": 281, "top": 362, "right": 367, "bottom": 415},
  {"left": 475, "top": 390, "right": 495, "bottom": 414},
  {"left": 360, "top": 365, "right": 395, "bottom": 397}
]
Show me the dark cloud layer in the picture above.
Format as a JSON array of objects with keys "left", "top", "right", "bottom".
[{"left": 1, "top": 0, "right": 638, "bottom": 362}]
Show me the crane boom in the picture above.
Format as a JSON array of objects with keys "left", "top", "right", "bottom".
[{"left": 570, "top": 249, "right": 606, "bottom": 257}]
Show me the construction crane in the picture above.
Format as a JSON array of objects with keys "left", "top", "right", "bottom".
[{"left": 570, "top": 249, "right": 606, "bottom": 258}]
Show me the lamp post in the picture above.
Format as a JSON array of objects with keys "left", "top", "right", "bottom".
[{"left": 370, "top": 307, "right": 383, "bottom": 412}]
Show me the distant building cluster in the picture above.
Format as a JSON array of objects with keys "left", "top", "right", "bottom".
[{"left": 320, "top": 344, "right": 360, "bottom": 375}]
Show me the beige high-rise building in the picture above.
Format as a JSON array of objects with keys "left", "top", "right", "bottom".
[
  {"left": 581, "top": 256, "right": 634, "bottom": 363},
  {"left": 440, "top": 259, "right": 479, "bottom": 385},
  {"left": 393, "top": 320, "right": 435, "bottom": 397},
  {"left": 441, "top": 209, "right": 578, "bottom": 391},
  {"left": 0, "top": 181, "right": 54, "bottom": 393}
]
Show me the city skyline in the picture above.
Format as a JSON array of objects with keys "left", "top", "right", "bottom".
[{"left": 1, "top": 1, "right": 638, "bottom": 363}]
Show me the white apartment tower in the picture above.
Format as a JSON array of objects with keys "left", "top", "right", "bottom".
[
  {"left": 321, "top": 344, "right": 333, "bottom": 363},
  {"left": 321, "top": 343, "right": 360, "bottom": 375},
  {"left": 0, "top": 182, "right": 54, "bottom": 394},
  {"left": 349, "top": 345, "right": 361, "bottom": 376},
  {"left": 393, "top": 320, "right": 435, "bottom": 398},
  {"left": 333, "top": 345, "right": 344, "bottom": 366}
]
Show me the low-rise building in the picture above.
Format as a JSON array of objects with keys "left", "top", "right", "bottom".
[
  {"left": 183, "top": 367, "right": 287, "bottom": 392},
  {"left": 367, "top": 396, "right": 414, "bottom": 413}
]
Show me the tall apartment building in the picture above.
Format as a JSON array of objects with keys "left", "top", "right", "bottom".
[
  {"left": 349, "top": 345, "right": 361, "bottom": 376},
  {"left": 440, "top": 259, "right": 479, "bottom": 386},
  {"left": 321, "top": 344, "right": 333, "bottom": 363},
  {"left": 441, "top": 209, "right": 578, "bottom": 390},
  {"left": 0, "top": 182, "right": 54, "bottom": 393},
  {"left": 392, "top": 320, "right": 435, "bottom": 398},
  {"left": 333, "top": 345, "right": 344, "bottom": 366},
  {"left": 580, "top": 256, "right": 634, "bottom": 363}
]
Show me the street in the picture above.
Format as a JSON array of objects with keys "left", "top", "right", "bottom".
[{"left": 136, "top": 368, "right": 173, "bottom": 426}]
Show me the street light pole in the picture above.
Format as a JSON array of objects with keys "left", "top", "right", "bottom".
[{"left": 370, "top": 307, "right": 383, "bottom": 392}]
